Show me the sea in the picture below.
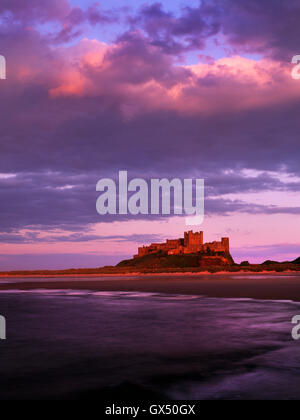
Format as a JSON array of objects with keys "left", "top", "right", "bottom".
[{"left": 0, "top": 275, "right": 300, "bottom": 400}]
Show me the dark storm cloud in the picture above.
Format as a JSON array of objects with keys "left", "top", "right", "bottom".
[
  {"left": 131, "top": 2, "right": 220, "bottom": 54},
  {"left": 133, "top": 0, "right": 300, "bottom": 59},
  {"left": 110, "top": 31, "right": 191, "bottom": 86},
  {"left": 207, "top": 0, "right": 300, "bottom": 60}
]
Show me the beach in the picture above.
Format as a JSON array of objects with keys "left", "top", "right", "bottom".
[{"left": 1, "top": 272, "right": 300, "bottom": 302}]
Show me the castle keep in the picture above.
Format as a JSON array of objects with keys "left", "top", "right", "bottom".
[{"left": 134, "top": 231, "right": 230, "bottom": 258}]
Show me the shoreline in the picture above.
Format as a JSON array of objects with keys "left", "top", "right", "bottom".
[
  {"left": 1, "top": 272, "right": 300, "bottom": 302},
  {"left": 0, "top": 270, "right": 300, "bottom": 279}
]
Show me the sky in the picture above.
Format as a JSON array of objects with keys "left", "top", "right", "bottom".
[{"left": 0, "top": 0, "right": 300, "bottom": 270}]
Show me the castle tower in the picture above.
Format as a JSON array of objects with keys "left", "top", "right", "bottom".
[
  {"left": 221, "top": 237, "right": 230, "bottom": 253},
  {"left": 184, "top": 231, "right": 204, "bottom": 252}
]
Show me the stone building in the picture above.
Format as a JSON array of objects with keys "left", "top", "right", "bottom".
[{"left": 134, "top": 231, "right": 229, "bottom": 258}]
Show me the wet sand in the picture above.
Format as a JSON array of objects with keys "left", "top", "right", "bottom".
[{"left": 1, "top": 273, "right": 300, "bottom": 302}]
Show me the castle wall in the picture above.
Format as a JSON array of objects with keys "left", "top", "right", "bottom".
[{"left": 135, "top": 232, "right": 230, "bottom": 258}]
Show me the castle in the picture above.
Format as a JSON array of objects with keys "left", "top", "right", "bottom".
[{"left": 134, "top": 231, "right": 230, "bottom": 258}]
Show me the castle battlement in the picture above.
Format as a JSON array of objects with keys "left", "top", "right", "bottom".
[{"left": 134, "top": 231, "right": 229, "bottom": 258}]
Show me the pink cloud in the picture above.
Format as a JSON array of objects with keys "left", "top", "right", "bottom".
[{"left": 47, "top": 36, "right": 299, "bottom": 118}]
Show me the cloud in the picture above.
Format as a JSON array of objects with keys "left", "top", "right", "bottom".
[
  {"left": 0, "top": 0, "right": 71, "bottom": 24},
  {"left": 133, "top": 0, "right": 300, "bottom": 60},
  {"left": 0, "top": 230, "right": 162, "bottom": 245},
  {"left": 130, "top": 2, "right": 219, "bottom": 54},
  {"left": 53, "top": 4, "right": 118, "bottom": 43},
  {"left": 0, "top": 0, "right": 299, "bottom": 261},
  {"left": 0, "top": 0, "right": 118, "bottom": 45},
  {"left": 233, "top": 243, "right": 300, "bottom": 264},
  {"left": 205, "top": 0, "right": 300, "bottom": 60},
  {"left": 0, "top": 169, "right": 299, "bottom": 239},
  {"left": 45, "top": 36, "right": 299, "bottom": 120}
]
